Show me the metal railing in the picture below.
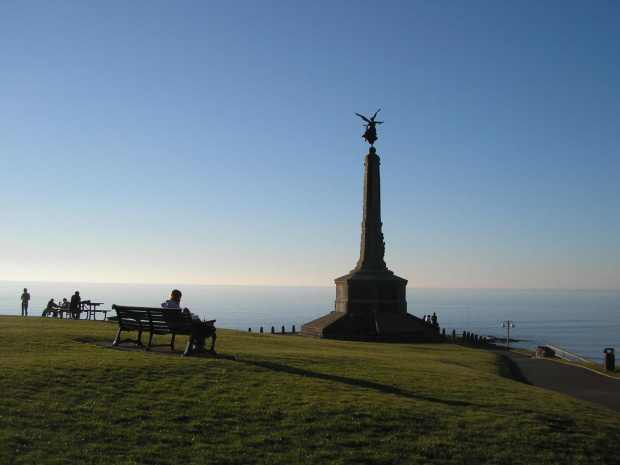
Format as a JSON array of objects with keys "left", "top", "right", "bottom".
[{"left": 546, "top": 344, "right": 593, "bottom": 363}]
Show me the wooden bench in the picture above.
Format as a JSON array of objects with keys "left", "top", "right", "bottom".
[{"left": 111, "top": 305, "right": 212, "bottom": 356}]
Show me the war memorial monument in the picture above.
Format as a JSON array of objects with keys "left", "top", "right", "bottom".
[{"left": 301, "top": 111, "right": 441, "bottom": 342}]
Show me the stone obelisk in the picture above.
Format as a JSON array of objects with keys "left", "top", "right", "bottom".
[
  {"left": 353, "top": 146, "right": 388, "bottom": 273},
  {"left": 333, "top": 145, "right": 408, "bottom": 318},
  {"left": 301, "top": 111, "right": 439, "bottom": 341}
]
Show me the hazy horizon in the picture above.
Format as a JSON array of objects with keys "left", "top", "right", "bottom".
[{"left": 2, "top": 279, "right": 618, "bottom": 293}]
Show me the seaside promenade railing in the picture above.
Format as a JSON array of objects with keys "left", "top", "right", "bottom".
[{"left": 546, "top": 344, "right": 593, "bottom": 363}]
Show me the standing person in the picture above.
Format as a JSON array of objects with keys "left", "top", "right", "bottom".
[
  {"left": 161, "top": 289, "right": 216, "bottom": 354},
  {"left": 431, "top": 312, "right": 438, "bottom": 326},
  {"left": 21, "top": 288, "right": 30, "bottom": 316},
  {"left": 69, "top": 291, "right": 81, "bottom": 319}
]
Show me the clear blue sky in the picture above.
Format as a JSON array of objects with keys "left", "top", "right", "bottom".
[{"left": 1, "top": 1, "right": 619, "bottom": 289}]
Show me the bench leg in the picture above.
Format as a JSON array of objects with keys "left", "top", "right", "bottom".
[
  {"left": 113, "top": 327, "right": 123, "bottom": 346},
  {"left": 208, "top": 332, "right": 217, "bottom": 353},
  {"left": 113, "top": 328, "right": 145, "bottom": 347},
  {"left": 170, "top": 333, "right": 176, "bottom": 351},
  {"left": 145, "top": 332, "right": 154, "bottom": 351},
  {"left": 182, "top": 331, "right": 195, "bottom": 356}
]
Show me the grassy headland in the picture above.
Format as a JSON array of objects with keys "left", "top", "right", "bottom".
[{"left": 1, "top": 316, "right": 619, "bottom": 464}]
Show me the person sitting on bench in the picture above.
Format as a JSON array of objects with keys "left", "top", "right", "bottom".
[
  {"left": 161, "top": 289, "right": 216, "bottom": 354},
  {"left": 42, "top": 298, "right": 59, "bottom": 317}
]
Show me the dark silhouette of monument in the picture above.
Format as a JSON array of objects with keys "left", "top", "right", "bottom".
[
  {"left": 301, "top": 112, "right": 441, "bottom": 341},
  {"left": 356, "top": 109, "right": 383, "bottom": 145}
]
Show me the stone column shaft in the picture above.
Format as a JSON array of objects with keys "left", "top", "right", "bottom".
[{"left": 353, "top": 147, "right": 388, "bottom": 272}]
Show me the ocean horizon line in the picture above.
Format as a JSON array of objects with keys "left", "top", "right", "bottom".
[{"left": 0, "top": 279, "right": 618, "bottom": 292}]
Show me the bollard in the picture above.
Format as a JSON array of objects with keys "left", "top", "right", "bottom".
[
  {"left": 442, "top": 328, "right": 445, "bottom": 337},
  {"left": 604, "top": 348, "right": 615, "bottom": 371},
  {"left": 462, "top": 331, "right": 466, "bottom": 340},
  {"left": 271, "top": 326, "right": 275, "bottom": 334},
  {"left": 248, "top": 328, "right": 251, "bottom": 332},
  {"left": 260, "top": 327, "right": 263, "bottom": 333},
  {"left": 292, "top": 325, "right": 296, "bottom": 333},
  {"left": 452, "top": 329, "right": 456, "bottom": 339},
  {"left": 282, "top": 325, "right": 285, "bottom": 334}
]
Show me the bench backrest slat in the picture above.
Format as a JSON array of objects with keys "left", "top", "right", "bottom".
[{"left": 112, "top": 305, "right": 194, "bottom": 335}]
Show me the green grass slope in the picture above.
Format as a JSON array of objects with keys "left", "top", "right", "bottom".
[{"left": 1, "top": 316, "right": 618, "bottom": 464}]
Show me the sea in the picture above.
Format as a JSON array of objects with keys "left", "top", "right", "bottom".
[{"left": 2, "top": 281, "right": 618, "bottom": 363}]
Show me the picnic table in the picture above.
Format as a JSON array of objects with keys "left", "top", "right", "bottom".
[
  {"left": 52, "top": 302, "right": 109, "bottom": 320},
  {"left": 82, "top": 302, "right": 109, "bottom": 320}
]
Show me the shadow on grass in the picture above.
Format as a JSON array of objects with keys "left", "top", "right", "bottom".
[{"left": 240, "top": 359, "right": 487, "bottom": 409}]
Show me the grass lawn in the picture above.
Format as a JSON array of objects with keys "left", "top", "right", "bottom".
[{"left": 1, "top": 316, "right": 619, "bottom": 464}]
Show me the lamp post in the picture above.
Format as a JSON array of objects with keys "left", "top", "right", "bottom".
[{"left": 501, "top": 320, "right": 515, "bottom": 348}]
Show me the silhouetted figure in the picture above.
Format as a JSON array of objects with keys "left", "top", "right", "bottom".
[
  {"left": 355, "top": 109, "right": 383, "bottom": 145},
  {"left": 42, "top": 298, "right": 59, "bottom": 317},
  {"left": 21, "top": 288, "right": 30, "bottom": 316},
  {"left": 162, "top": 289, "right": 216, "bottom": 354},
  {"left": 431, "top": 312, "right": 438, "bottom": 326},
  {"left": 69, "top": 291, "right": 81, "bottom": 319},
  {"left": 59, "top": 298, "right": 69, "bottom": 309}
]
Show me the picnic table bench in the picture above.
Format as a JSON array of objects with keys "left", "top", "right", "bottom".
[
  {"left": 111, "top": 304, "right": 215, "bottom": 356},
  {"left": 83, "top": 302, "right": 109, "bottom": 320}
]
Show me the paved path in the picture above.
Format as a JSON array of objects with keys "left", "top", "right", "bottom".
[{"left": 490, "top": 348, "right": 620, "bottom": 412}]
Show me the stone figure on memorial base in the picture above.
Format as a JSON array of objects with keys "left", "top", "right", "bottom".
[{"left": 355, "top": 109, "right": 383, "bottom": 146}]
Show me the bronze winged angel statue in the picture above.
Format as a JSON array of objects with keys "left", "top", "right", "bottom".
[{"left": 355, "top": 109, "right": 383, "bottom": 145}]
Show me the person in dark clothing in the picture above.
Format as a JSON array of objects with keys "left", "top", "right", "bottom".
[
  {"left": 21, "top": 288, "right": 30, "bottom": 316},
  {"left": 42, "top": 298, "right": 59, "bottom": 317},
  {"left": 161, "top": 289, "right": 216, "bottom": 354},
  {"left": 69, "top": 291, "right": 81, "bottom": 319}
]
